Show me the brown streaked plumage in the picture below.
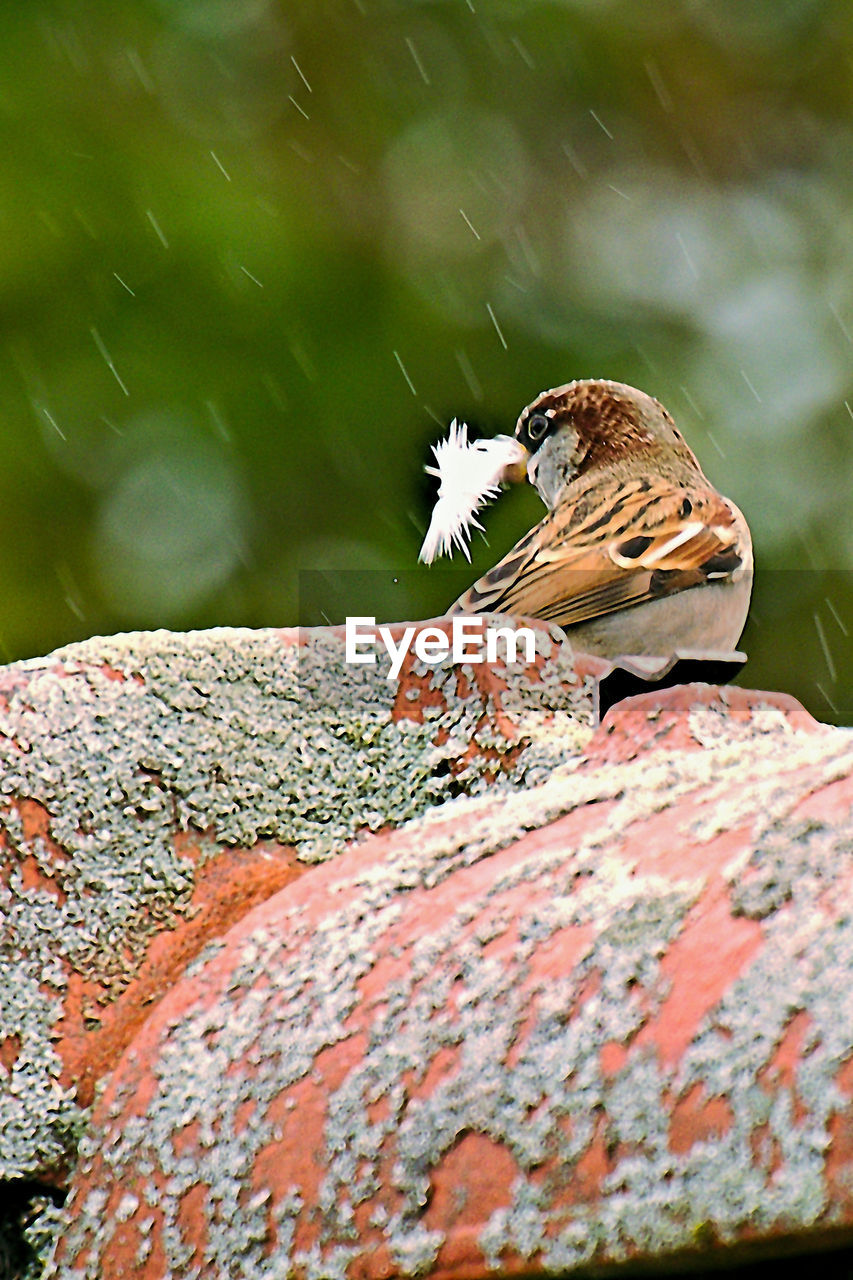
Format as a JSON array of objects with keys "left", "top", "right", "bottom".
[{"left": 449, "top": 379, "right": 753, "bottom": 657}]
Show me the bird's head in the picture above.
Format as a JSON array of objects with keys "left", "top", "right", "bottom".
[{"left": 512, "top": 379, "right": 701, "bottom": 509}]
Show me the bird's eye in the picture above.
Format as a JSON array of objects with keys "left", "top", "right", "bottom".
[{"left": 526, "top": 413, "right": 550, "bottom": 443}]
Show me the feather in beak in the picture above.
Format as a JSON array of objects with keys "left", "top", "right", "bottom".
[{"left": 418, "top": 422, "right": 529, "bottom": 564}]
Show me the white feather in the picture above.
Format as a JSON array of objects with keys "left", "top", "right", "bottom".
[{"left": 418, "top": 420, "right": 527, "bottom": 564}]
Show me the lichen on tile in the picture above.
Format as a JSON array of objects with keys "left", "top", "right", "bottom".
[
  {"left": 0, "top": 625, "right": 593, "bottom": 1186},
  {"left": 41, "top": 698, "right": 853, "bottom": 1278}
]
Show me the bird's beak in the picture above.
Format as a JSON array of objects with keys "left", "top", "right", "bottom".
[{"left": 494, "top": 436, "right": 530, "bottom": 484}]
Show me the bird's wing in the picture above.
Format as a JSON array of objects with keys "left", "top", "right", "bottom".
[{"left": 449, "top": 474, "right": 747, "bottom": 627}]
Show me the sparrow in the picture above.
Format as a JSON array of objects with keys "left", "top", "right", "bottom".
[{"left": 449, "top": 379, "right": 753, "bottom": 657}]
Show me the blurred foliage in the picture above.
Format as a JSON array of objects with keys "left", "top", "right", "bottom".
[{"left": 0, "top": 0, "right": 851, "bottom": 721}]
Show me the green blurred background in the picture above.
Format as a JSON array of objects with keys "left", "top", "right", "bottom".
[{"left": 1, "top": 0, "right": 851, "bottom": 721}]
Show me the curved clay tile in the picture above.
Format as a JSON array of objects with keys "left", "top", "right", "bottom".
[
  {"left": 4, "top": 624, "right": 849, "bottom": 1278},
  {"left": 0, "top": 619, "right": 597, "bottom": 1183}
]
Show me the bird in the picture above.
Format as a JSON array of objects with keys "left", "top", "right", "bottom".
[{"left": 449, "top": 379, "right": 753, "bottom": 657}]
